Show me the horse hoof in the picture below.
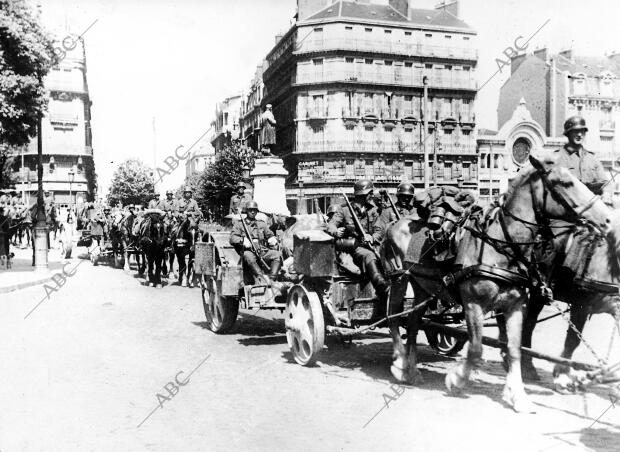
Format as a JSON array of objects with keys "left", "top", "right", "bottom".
[
  {"left": 522, "top": 363, "right": 541, "bottom": 382},
  {"left": 390, "top": 364, "right": 408, "bottom": 383},
  {"left": 445, "top": 367, "right": 467, "bottom": 394},
  {"left": 503, "top": 389, "right": 537, "bottom": 413},
  {"left": 553, "top": 373, "right": 576, "bottom": 394}
]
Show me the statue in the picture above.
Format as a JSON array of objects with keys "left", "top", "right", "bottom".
[{"left": 260, "top": 104, "right": 276, "bottom": 157}]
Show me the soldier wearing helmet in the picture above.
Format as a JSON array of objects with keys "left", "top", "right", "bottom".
[
  {"left": 326, "top": 179, "right": 388, "bottom": 300},
  {"left": 229, "top": 181, "right": 251, "bottom": 215},
  {"left": 554, "top": 116, "right": 607, "bottom": 195},
  {"left": 373, "top": 182, "right": 419, "bottom": 243},
  {"left": 229, "top": 200, "right": 281, "bottom": 284},
  {"left": 177, "top": 187, "right": 201, "bottom": 219},
  {"left": 147, "top": 192, "right": 163, "bottom": 210},
  {"left": 159, "top": 190, "right": 179, "bottom": 216}
]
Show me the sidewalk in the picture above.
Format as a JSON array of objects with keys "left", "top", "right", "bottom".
[{"left": 0, "top": 244, "right": 71, "bottom": 294}]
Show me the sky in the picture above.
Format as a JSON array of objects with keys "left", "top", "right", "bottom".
[{"left": 35, "top": 0, "right": 620, "bottom": 197}]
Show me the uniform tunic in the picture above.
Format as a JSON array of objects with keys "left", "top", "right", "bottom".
[
  {"left": 177, "top": 198, "right": 201, "bottom": 217},
  {"left": 229, "top": 193, "right": 251, "bottom": 215},
  {"left": 229, "top": 217, "right": 280, "bottom": 275},
  {"left": 554, "top": 145, "right": 607, "bottom": 194}
]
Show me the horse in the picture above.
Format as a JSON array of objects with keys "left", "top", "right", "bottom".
[
  {"left": 516, "top": 217, "right": 620, "bottom": 391},
  {"left": 381, "top": 154, "right": 613, "bottom": 412},
  {"left": 124, "top": 213, "right": 146, "bottom": 275},
  {"left": 170, "top": 214, "right": 201, "bottom": 287},
  {"left": 138, "top": 212, "right": 168, "bottom": 287},
  {"left": 108, "top": 212, "right": 126, "bottom": 268}
]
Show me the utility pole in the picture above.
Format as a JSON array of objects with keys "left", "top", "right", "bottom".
[{"left": 423, "top": 76, "right": 429, "bottom": 189}]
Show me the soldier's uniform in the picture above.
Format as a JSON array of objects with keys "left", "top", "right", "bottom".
[
  {"left": 555, "top": 116, "right": 608, "bottom": 195},
  {"left": 160, "top": 198, "right": 179, "bottom": 215},
  {"left": 325, "top": 180, "right": 388, "bottom": 299},
  {"left": 178, "top": 197, "right": 201, "bottom": 218},
  {"left": 229, "top": 183, "right": 251, "bottom": 215},
  {"left": 229, "top": 206, "right": 281, "bottom": 283}
]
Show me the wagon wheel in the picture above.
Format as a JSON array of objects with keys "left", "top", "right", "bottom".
[
  {"left": 425, "top": 328, "right": 466, "bottom": 356},
  {"left": 285, "top": 284, "right": 325, "bottom": 366},
  {"left": 202, "top": 274, "right": 239, "bottom": 333}
]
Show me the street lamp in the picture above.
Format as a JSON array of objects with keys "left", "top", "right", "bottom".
[
  {"left": 34, "top": 105, "right": 48, "bottom": 271},
  {"left": 68, "top": 166, "right": 75, "bottom": 211}
]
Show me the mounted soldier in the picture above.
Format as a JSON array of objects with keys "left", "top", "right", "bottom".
[
  {"left": 326, "top": 179, "right": 388, "bottom": 300},
  {"left": 555, "top": 116, "right": 608, "bottom": 196},
  {"left": 229, "top": 200, "right": 281, "bottom": 285},
  {"left": 229, "top": 182, "right": 251, "bottom": 215},
  {"left": 177, "top": 187, "right": 201, "bottom": 220},
  {"left": 159, "top": 190, "right": 179, "bottom": 216}
]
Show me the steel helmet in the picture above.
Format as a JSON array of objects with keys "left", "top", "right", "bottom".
[
  {"left": 327, "top": 204, "right": 341, "bottom": 214},
  {"left": 236, "top": 182, "right": 246, "bottom": 189},
  {"left": 353, "top": 179, "right": 374, "bottom": 196},
  {"left": 166, "top": 190, "right": 173, "bottom": 195},
  {"left": 246, "top": 200, "right": 259, "bottom": 210},
  {"left": 563, "top": 116, "right": 588, "bottom": 135},
  {"left": 397, "top": 182, "right": 415, "bottom": 196}
]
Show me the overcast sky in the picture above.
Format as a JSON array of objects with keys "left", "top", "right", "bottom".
[{"left": 36, "top": 0, "right": 620, "bottom": 197}]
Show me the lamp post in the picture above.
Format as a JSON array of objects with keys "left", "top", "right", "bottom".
[
  {"left": 33, "top": 108, "right": 48, "bottom": 271},
  {"left": 68, "top": 166, "right": 75, "bottom": 211}
]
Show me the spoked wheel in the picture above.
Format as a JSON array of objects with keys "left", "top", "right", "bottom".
[
  {"left": 285, "top": 284, "right": 325, "bottom": 366},
  {"left": 202, "top": 275, "right": 238, "bottom": 333},
  {"left": 425, "top": 328, "right": 467, "bottom": 356}
]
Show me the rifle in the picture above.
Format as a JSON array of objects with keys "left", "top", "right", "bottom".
[
  {"left": 239, "top": 215, "right": 270, "bottom": 272},
  {"left": 339, "top": 189, "right": 380, "bottom": 260},
  {"left": 383, "top": 191, "right": 401, "bottom": 221},
  {"left": 313, "top": 199, "right": 326, "bottom": 224}
]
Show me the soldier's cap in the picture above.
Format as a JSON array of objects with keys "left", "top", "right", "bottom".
[
  {"left": 563, "top": 115, "right": 588, "bottom": 135},
  {"left": 236, "top": 182, "right": 246, "bottom": 189},
  {"left": 183, "top": 187, "right": 192, "bottom": 193},
  {"left": 166, "top": 190, "right": 173, "bottom": 195},
  {"left": 246, "top": 200, "right": 259, "bottom": 211}
]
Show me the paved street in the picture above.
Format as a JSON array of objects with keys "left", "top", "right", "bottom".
[{"left": 1, "top": 255, "right": 620, "bottom": 452}]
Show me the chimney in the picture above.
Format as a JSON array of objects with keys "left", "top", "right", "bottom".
[
  {"left": 435, "top": 0, "right": 459, "bottom": 18},
  {"left": 297, "top": 0, "right": 332, "bottom": 21},
  {"left": 389, "top": 0, "right": 410, "bottom": 18}
]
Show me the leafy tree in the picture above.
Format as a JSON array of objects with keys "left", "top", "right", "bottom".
[
  {"left": 107, "top": 159, "right": 156, "bottom": 207},
  {"left": 197, "top": 142, "right": 257, "bottom": 220},
  {"left": 0, "top": 0, "right": 55, "bottom": 188}
]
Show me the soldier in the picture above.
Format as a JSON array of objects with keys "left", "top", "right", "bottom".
[
  {"left": 147, "top": 193, "right": 162, "bottom": 210},
  {"left": 229, "top": 182, "right": 251, "bottom": 215},
  {"left": 229, "top": 200, "right": 281, "bottom": 284},
  {"left": 555, "top": 116, "right": 607, "bottom": 195},
  {"left": 159, "top": 190, "right": 179, "bottom": 216},
  {"left": 325, "top": 204, "right": 341, "bottom": 222},
  {"left": 326, "top": 179, "right": 388, "bottom": 299},
  {"left": 178, "top": 187, "right": 201, "bottom": 219},
  {"left": 373, "top": 182, "right": 419, "bottom": 244}
]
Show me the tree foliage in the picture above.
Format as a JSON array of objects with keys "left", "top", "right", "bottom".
[
  {"left": 0, "top": 0, "right": 55, "bottom": 147},
  {"left": 107, "top": 159, "right": 156, "bottom": 207},
  {"left": 194, "top": 142, "right": 257, "bottom": 219}
]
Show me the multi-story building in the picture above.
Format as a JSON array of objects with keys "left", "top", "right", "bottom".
[
  {"left": 185, "top": 134, "right": 216, "bottom": 178},
  {"left": 262, "top": 0, "right": 478, "bottom": 212},
  {"left": 498, "top": 48, "right": 620, "bottom": 197},
  {"left": 240, "top": 61, "right": 267, "bottom": 152},
  {"left": 13, "top": 33, "right": 96, "bottom": 206},
  {"left": 211, "top": 94, "right": 242, "bottom": 152}
]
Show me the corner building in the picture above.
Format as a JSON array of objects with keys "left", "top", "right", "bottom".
[{"left": 263, "top": 0, "right": 478, "bottom": 212}]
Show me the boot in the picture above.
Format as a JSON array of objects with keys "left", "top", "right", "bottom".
[
  {"left": 366, "top": 260, "right": 389, "bottom": 301},
  {"left": 246, "top": 259, "right": 265, "bottom": 285},
  {"left": 269, "top": 259, "right": 282, "bottom": 280}
]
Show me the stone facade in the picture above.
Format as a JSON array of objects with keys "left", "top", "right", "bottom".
[
  {"left": 262, "top": 0, "right": 478, "bottom": 213},
  {"left": 211, "top": 94, "right": 242, "bottom": 152}
]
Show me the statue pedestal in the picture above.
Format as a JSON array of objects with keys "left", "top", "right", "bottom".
[{"left": 250, "top": 158, "right": 290, "bottom": 216}]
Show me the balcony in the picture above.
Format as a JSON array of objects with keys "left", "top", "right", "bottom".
[
  {"left": 600, "top": 120, "right": 616, "bottom": 136},
  {"left": 47, "top": 79, "right": 85, "bottom": 94},
  {"left": 296, "top": 68, "right": 476, "bottom": 90},
  {"left": 297, "top": 140, "right": 476, "bottom": 155},
  {"left": 296, "top": 38, "right": 478, "bottom": 61}
]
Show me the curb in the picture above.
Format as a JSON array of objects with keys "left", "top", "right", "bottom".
[{"left": 0, "top": 274, "right": 54, "bottom": 294}]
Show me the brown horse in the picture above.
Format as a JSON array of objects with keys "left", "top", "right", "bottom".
[
  {"left": 518, "top": 216, "right": 620, "bottom": 391},
  {"left": 381, "top": 154, "right": 613, "bottom": 412}
]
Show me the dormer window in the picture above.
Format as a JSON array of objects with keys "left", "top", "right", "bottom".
[{"left": 573, "top": 73, "right": 586, "bottom": 96}]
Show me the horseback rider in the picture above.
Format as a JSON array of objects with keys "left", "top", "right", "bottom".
[
  {"left": 159, "top": 190, "right": 179, "bottom": 216},
  {"left": 555, "top": 116, "right": 608, "bottom": 196},
  {"left": 177, "top": 187, "right": 201, "bottom": 220},
  {"left": 326, "top": 179, "right": 389, "bottom": 300},
  {"left": 229, "top": 182, "right": 251, "bottom": 215},
  {"left": 229, "top": 200, "right": 281, "bottom": 285}
]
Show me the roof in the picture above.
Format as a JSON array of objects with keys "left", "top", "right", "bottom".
[
  {"left": 304, "top": 0, "right": 474, "bottom": 32},
  {"left": 538, "top": 52, "right": 620, "bottom": 77}
]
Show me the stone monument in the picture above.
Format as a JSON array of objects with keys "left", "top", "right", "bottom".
[{"left": 251, "top": 157, "right": 290, "bottom": 216}]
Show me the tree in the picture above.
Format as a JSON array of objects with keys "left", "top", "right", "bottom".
[
  {"left": 107, "top": 159, "right": 156, "bottom": 207},
  {"left": 0, "top": 0, "right": 55, "bottom": 188},
  {"left": 196, "top": 142, "right": 257, "bottom": 220}
]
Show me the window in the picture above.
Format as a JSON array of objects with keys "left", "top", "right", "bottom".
[
  {"left": 345, "top": 26, "right": 353, "bottom": 30},
  {"left": 512, "top": 137, "right": 531, "bottom": 165},
  {"left": 314, "top": 27, "right": 323, "bottom": 32},
  {"left": 445, "top": 65, "right": 452, "bottom": 70},
  {"left": 384, "top": 30, "right": 392, "bottom": 34},
  {"left": 405, "top": 31, "right": 412, "bottom": 36},
  {"left": 345, "top": 57, "right": 354, "bottom": 63},
  {"left": 365, "top": 59, "right": 373, "bottom": 64},
  {"left": 463, "top": 36, "right": 470, "bottom": 40},
  {"left": 445, "top": 35, "right": 452, "bottom": 39},
  {"left": 313, "top": 59, "right": 323, "bottom": 66},
  {"left": 385, "top": 60, "right": 393, "bottom": 66},
  {"left": 365, "top": 28, "right": 372, "bottom": 33},
  {"left": 425, "top": 33, "right": 432, "bottom": 38},
  {"left": 405, "top": 62, "right": 412, "bottom": 68},
  {"left": 425, "top": 64, "right": 433, "bottom": 69},
  {"left": 463, "top": 66, "right": 470, "bottom": 71}
]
